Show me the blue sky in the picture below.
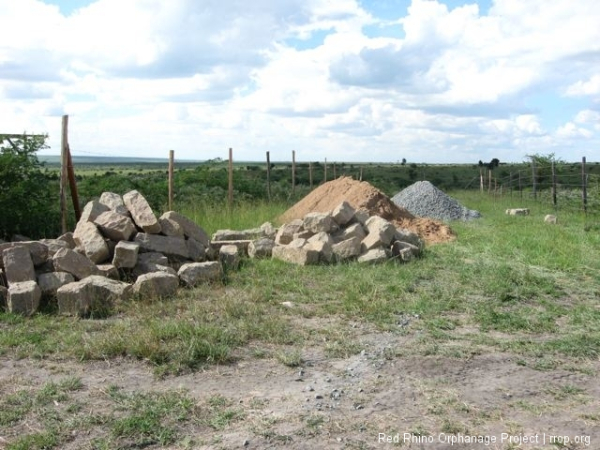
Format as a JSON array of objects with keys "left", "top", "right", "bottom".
[{"left": 1, "top": 0, "right": 599, "bottom": 163}]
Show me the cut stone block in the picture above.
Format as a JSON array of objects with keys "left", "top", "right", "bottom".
[
  {"left": 8, "top": 281, "right": 41, "bottom": 315},
  {"left": 288, "top": 238, "right": 307, "bottom": 249},
  {"left": 361, "top": 231, "right": 388, "bottom": 252},
  {"left": 123, "top": 190, "right": 162, "bottom": 234},
  {"left": 57, "top": 275, "right": 132, "bottom": 317},
  {"left": 332, "top": 237, "right": 362, "bottom": 262},
  {"left": 73, "top": 221, "right": 110, "bottom": 263},
  {"left": 358, "top": 248, "right": 389, "bottom": 264},
  {"left": 248, "top": 238, "right": 276, "bottom": 259},
  {"left": 304, "top": 240, "right": 333, "bottom": 263},
  {"left": 80, "top": 200, "right": 110, "bottom": 223},
  {"left": 57, "top": 232, "right": 76, "bottom": 249},
  {"left": 505, "top": 208, "right": 530, "bottom": 216},
  {"left": 159, "top": 211, "right": 209, "bottom": 247},
  {"left": 133, "top": 272, "right": 179, "bottom": 298},
  {"left": 307, "top": 231, "right": 334, "bottom": 246},
  {"left": 394, "top": 229, "right": 424, "bottom": 252},
  {"left": 275, "top": 219, "right": 304, "bottom": 245},
  {"left": 134, "top": 233, "right": 189, "bottom": 259},
  {"left": 365, "top": 216, "right": 396, "bottom": 245},
  {"left": 186, "top": 238, "right": 206, "bottom": 262},
  {"left": 544, "top": 214, "right": 557, "bottom": 224},
  {"left": 112, "top": 241, "right": 140, "bottom": 269},
  {"left": 94, "top": 211, "right": 137, "bottom": 241},
  {"left": 37, "top": 272, "right": 75, "bottom": 296},
  {"left": 303, "top": 212, "right": 335, "bottom": 233},
  {"left": 158, "top": 214, "right": 185, "bottom": 237},
  {"left": 336, "top": 223, "right": 366, "bottom": 243},
  {"left": 219, "top": 245, "right": 240, "bottom": 271},
  {"left": 332, "top": 201, "right": 356, "bottom": 226},
  {"left": 391, "top": 241, "right": 420, "bottom": 262},
  {"left": 38, "top": 238, "right": 71, "bottom": 257},
  {"left": 2, "top": 246, "right": 36, "bottom": 284},
  {"left": 99, "top": 192, "right": 129, "bottom": 216},
  {"left": 0, "top": 241, "right": 48, "bottom": 268},
  {"left": 53, "top": 248, "right": 100, "bottom": 280},
  {"left": 178, "top": 261, "right": 223, "bottom": 286},
  {"left": 208, "top": 240, "right": 251, "bottom": 256},
  {"left": 97, "top": 264, "right": 120, "bottom": 280},
  {"left": 272, "top": 246, "right": 319, "bottom": 266},
  {"left": 293, "top": 230, "right": 314, "bottom": 240},
  {"left": 353, "top": 209, "right": 370, "bottom": 226}
]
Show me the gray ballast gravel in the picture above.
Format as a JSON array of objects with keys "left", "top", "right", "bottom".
[{"left": 392, "top": 181, "right": 481, "bottom": 221}]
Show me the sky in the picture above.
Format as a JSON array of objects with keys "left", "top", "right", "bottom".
[{"left": 0, "top": 0, "right": 599, "bottom": 163}]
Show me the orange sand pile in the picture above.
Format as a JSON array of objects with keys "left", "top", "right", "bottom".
[{"left": 279, "top": 177, "right": 455, "bottom": 244}]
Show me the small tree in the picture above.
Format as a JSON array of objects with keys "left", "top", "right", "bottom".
[{"left": 0, "top": 134, "right": 60, "bottom": 239}]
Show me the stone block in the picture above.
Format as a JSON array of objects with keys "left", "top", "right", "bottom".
[
  {"left": 544, "top": 214, "right": 557, "bottom": 224},
  {"left": 99, "top": 192, "right": 129, "bottom": 216},
  {"left": 73, "top": 221, "right": 110, "bottom": 263},
  {"left": 7, "top": 281, "right": 41, "bottom": 315},
  {"left": 158, "top": 214, "right": 185, "bottom": 237},
  {"left": 506, "top": 208, "right": 530, "bottom": 216},
  {"left": 123, "top": 190, "right": 162, "bottom": 234},
  {"left": 80, "top": 200, "right": 110, "bottom": 223},
  {"left": 53, "top": 248, "right": 100, "bottom": 280},
  {"left": 57, "top": 276, "right": 132, "bottom": 317},
  {"left": 186, "top": 238, "right": 206, "bottom": 262},
  {"left": 358, "top": 248, "right": 389, "bottom": 264},
  {"left": 353, "top": 209, "right": 370, "bottom": 225},
  {"left": 0, "top": 241, "right": 48, "bottom": 268},
  {"left": 391, "top": 241, "right": 420, "bottom": 262},
  {"left": 272, "top": 245, "right": 319, "bottom": 266},
  {"left": 2, "top": 246, "right": 36, "bottom": 284},
  {"left": 293, "top": 230, "right": 314, "bottom": 240},
  {"left": 159, "top": 211, "right": 209, "bottom": 246},
  {"left": 304, "top": 240, "right": 333, "bottom": 263},
  {"left": 336, "top": 222, "right": 367, "bottom": 243},
  {"left": 38, "top": 238, "right": 71, "bottom": 257},
  {"left": 37, "top": 272, "right": 75, "bottom": 296},
  {"left": 97, "top": 264, "right": 120, "bottom": 280},
  {"left": 275, "top": 219, "right": 304, "bottom": 245},
  {"left": 134, "top": 233, "right": 189, "bottom": 259},
  {"left": 219, "top": 245, "right": 240, "bottom": 271},
  {"left": 248, "top": 238, "right": 276, "bottom": 259},
  {"left": 332, "top": 201, "right": 356, "bottom": 226},
  {"left": 288, "top": 238, "right": 307, "bottom": 248},
  {"left": 303, "top": 212, "right": 335, "bottom": 233},
  {"left": 332, "top": 237, "right": 362, "bottom": 262},
  {"left": 178, "top": 261, "right": 223, "bottom": 286},
  {"left": 94, "top": 211, "right": 137, "bottom": 241},
  {"left": 365, "top": 216, "right": 396, "bottom": 245},
  {"left": 57, "top": 232, "right": 76, "bottom": 249},
  {"left": 394, "top": 229, "right": 424, "bottom": 251},
  {"left": 0, "top": 285, "right": 6, "bottom": 311},
  {"left": 133, "top": 272, "right": 179, "bottom": 298},
  {"left": 112, "top": 241, "right": 140, "bottom": 269}
]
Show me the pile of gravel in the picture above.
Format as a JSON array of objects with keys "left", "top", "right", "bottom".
[{"left": 392, "top": 181, "right": 481, "bottom": 221}]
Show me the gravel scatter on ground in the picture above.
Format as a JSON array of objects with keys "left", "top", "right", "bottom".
[{"left": 392, "top": 180, "right": 481, "bottom": 221}]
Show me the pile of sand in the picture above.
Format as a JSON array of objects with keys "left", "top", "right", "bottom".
[{"left": 279, "top": 177, "right": 455, "bottom": 244}]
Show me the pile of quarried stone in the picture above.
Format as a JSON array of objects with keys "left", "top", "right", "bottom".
[
  {"left": 0, "top": 190, "right": 236, "bottom": 317},
  {"left": 212, "top": 201, "right": 424, "bottom": 266}
]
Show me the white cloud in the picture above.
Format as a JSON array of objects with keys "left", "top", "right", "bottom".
[{"left": 566, "top": 75, "right": 600, "bottom": 96}]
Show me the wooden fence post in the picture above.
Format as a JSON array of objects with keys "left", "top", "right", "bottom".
[
  {"left": 60, "top": 115, "right": 69, "bottom": 233},
  {"left": 292, "top": 150, "right": 296, "bottom": 196},
  {"left": 551, "top": 160, "right": 557, "bottom": 208},
  {"left": 228, "top": 148, "right": 233, "bottom": 210},
  {"left": 333, "top": 162, "right": 336, "bottom": 179},
  {"left": 266, "top": 151, "right": 271, "bottom": 201},
  {"left": 518, "top": 170, "right": 522, "bottom": 198},
  {"left": 480, "top": 168, "right": 484, "bottom": 193},
  {"left": 324, "top": 158, "right": 327, "bottom": 183},
  {"left": 582, "top": 156, "right": 587, "bottom": 213},
  {"left": 168, "top": 150, "right": 174, "bottom": 211},
  {"left": 66, "top": 145, "right": 81, "bottom": 221},
  {"left": 308, "top": 161, "right": 313, "bottom": 189},
  {"left": 531, "top": 159, "right": 537, "bottom": 200}
]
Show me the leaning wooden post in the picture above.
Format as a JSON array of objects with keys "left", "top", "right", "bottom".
[
  {"left": 308, "top": 161, "right": 313, "bottom": 189},
  {"left": 479, "top": 168, "right": 484, "bottom": 193},
  {"left": 324, "top": 158, "right": 327, "bottom": 182},
  {"left": 266, "top": 151, "right": 271, "bottom": 201},
  {"left": 66, "top": 145, "right": 81, "bottom": 221},
  {"left": 291, "top": 150, "right": 296, "bottom": 196},
  {"left": 551, "top": 159, "right": 557, "bottom": 208},
  {"left": 488, "top": 169, "right": 492, "bottom": 193},
  {"left": 582, "top": 156, "right": 587, "bottom": 214},
  {"left": 228, "top": 148, "right": 233, "bottom": 211},
  {"left": 59, "top": 115, "right": 69, "bottom": 233},
  {"left": 168, "top": 150, "right": 174, "bottom": 211}
]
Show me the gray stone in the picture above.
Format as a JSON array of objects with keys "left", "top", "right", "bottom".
[
  {"left": 219, "top": 245, "right": 240, "bottom": 271},
  {"left": 97, "top": 264, "right": 120, "bottom": 280},
  {"left": 365, "top": 216, "right": 396, "bottom": 245},
  {"left": 275, "top": 219, "right": 304, "bottom": 245},
  {"left": 394, "top": 229, "right": 424, "bottom": 251},
  {"left": 132, "top": 259, "right": 177, "bottom": 278},
  {"left": 303, "top": 212, "right": 335, "bottom": 234},
  {"left": 332, "top": 237, "right": 362, "bottom": 262},
  {"left": 0, "top": 285, "right": 6, "bottom": 311},
  {"left": 361, "top": 232, "right": 388, "bottom": 252},
  {"left": 506, "top": 208, "right": 530, "bottom": 216},
  {"left": 260, "top": 222, "right": 277, "bottom": 239},
  {"left": 336, "top": 223, "right": 366, "bottom": 243},
  {"left": 38, "top": 238, "right": 71, "bottom": 257},
  {"left": 138, "top": 252, "right": 168, "bottom": 266},
  {"left": 80, "top": 200, "right": 110, "bottom": 223},
  {"left": 112, "top": 241, "right": 140, "bottom": 269},
  {"left": 160, "top": 211, "right": 209, "bottom": 247},
  {"left": 307, "top": 232, "right": 334, "bottom": 247},
  {"left": 57, "top": 276, "right": 131, "bottom": 317},
  {"left": 544, "top": 214, "right": 557, "bottom": 224},
  {"left": 53, "top": 247, "right": 100, "bottom": 280},
  {"left": 57, "top": 232, "right": 76, "bottom": 249},
  {"left": 73, "top": 221, "right": 110, "bottom": 263},
  {"left": 332, "top": 201, "right": 356, "bottom": 226},
  {"left": 158, "top": 214, "right": 185, "bottom": 237},
  {"left": 37, "top": 272, "right": 75, "bottom": 296},
  {"left": 293, "top": 230, "right": 314, "bottom": 240},
  {"left": 99, "top": 192, "right": 129, "bottom": 216},
  {"left": 133, "top": 272, "right": 179, "bottom": 298},
  {"left": 94, "top": 211, "right": 137, "bottom": 241},
  {"left": 7, "top": 281, "right": 41, "bottom": 316},
  {"left": 248, "top": 238, "right": 276, "bottom": 259},
  {"left": 186, "top": 238, "right": 206, "bottom": 262},
  {"left": 272, "top": 246, "right": 319, "bottom": 266},
  {"left": 288, "top": 238, "right": 307, "bottom": 249},
  {"left": 123, "top": 190, "right": 162, "bottom": 234},
  {"left": 209, "top": 240, "right": 251, "bottom": 256},
  {"left": 391, "top": 241, "right": 420, "bottom": 262},
  {"left": 2, "top": 246, "right": 36, "bottom": 284},
  {"left": 178, "top": 261, "right": 223, "bottom": 286},
  {"left": 304, "top": 240, "right": 333, "bottom": 263},
  {"left": 358, "top": 248, "right": 389, "bottom": 264},
  {"left": 134, "top": 233, "right": 189, "bottom": 259},
  {"left": 0, "top": 241, "right": 48, "bottom": 268},
  {"left": 353, "top": 209, "right": 370, "bottom": 226}
]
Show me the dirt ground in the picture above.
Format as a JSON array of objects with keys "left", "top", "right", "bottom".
[{"left": 2, "top": 321, "right": 597, "bottom": 450}]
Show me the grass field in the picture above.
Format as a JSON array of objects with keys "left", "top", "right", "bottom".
[{"left": 1, "top": 192, "right": 599, "bottom": 449}]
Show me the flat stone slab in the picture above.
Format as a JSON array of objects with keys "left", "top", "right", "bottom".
[
  {"left": 134, "top": 233, "right": 189, "bottom": 259},
  {"left": 57, "top": 275, "right": 132, "bottom": 317},
  {"left": 52, "top": 248, "right": 100, "bottom": 280},
  {"left": 8, "top": 281, "right": 41, "bottom": 316},
  {"left": 160, "top": 211, "right": 209, "bottom": 247},
  {"left": 0, "top": 241, "right": 48, "bottom": 268},
  {"left": 37, "top": 272, "right": 75, "bottom": 296},
  {"left": 133, "top": 272, "right": 179, "bottom": 298},
  {"left": 506, "top": 208, "right": 530, "bottom": 216},
  {"left": 178, "top": 261, "right": 223, "bottom": 286},
  {"left": 272, "top": 246, "right": 319, "bottom": 266},
  {"left": 248, "top": 238, "right": 276, "bottom": 259}
]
